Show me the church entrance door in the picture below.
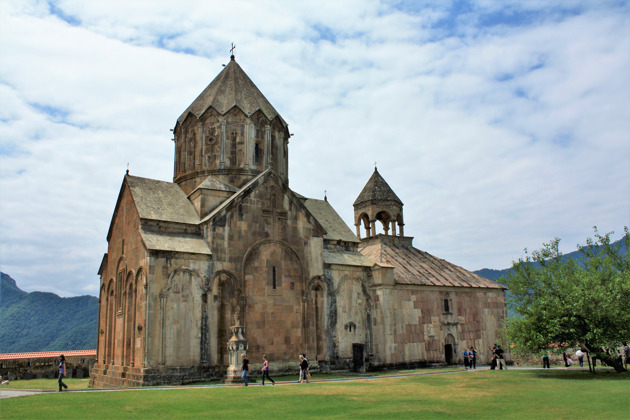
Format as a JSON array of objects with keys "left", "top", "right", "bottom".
[
  {"left": 444, "top": 333, "right": 456, "bottom": 365},
  {"left": 444, "top": 344, "right": 454, "bottom": 364},
  {"left": 352, "top": 343, "right": 365, "bottom": 372}
]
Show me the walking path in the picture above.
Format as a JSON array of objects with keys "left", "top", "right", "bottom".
[{"left": 0, "top": 366, "right": 572, "bottom": 400}]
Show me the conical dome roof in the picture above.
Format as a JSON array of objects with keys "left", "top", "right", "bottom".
[
  {"left": 353, "top": 168, "right": 402, "bottom": 207},
  {"left": 177, "top": 56, "right": 286, "bottom": 126}
]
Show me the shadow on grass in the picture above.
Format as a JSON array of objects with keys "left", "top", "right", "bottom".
[{"left": 531, "top": 368, "right": 630, "bottom": 381}]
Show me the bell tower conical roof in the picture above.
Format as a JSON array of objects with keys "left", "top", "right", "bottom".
[
  {"left": 353, "top": 168, "right": 405, "bottom": 240},
  {"left": 353, "top": 168, "right": 402, "bottom": 207}
]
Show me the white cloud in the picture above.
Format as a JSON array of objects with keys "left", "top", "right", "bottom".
[{"left": 0, "top": 0, "right": 628, "bottom": 296}]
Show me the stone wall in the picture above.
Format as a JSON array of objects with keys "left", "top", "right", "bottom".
[
  {"left": 0, "top": 355, "right": 95, "bottom": 381},
  {"left": 370, "top": 285, "right": 508, "bottom": 367}
]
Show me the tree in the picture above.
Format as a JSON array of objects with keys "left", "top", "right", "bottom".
[{"left": 503, "top": 227, "right": 630, "bottom": 372}]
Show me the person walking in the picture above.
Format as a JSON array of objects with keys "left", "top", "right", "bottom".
[
  {"left": 575, "top": 348, "right": 584, "bottom": 367},
  {"left": 624, "top": 343, "right": 630, "bottom": 370},
  {"left": 462, "top": 348, "right": 470, "bottom": 370},
  {"left": 240, "top": 353, "right": 249, "bottom": 386},
  {"left": 58, "top": 355, "right": 68, "bottom": 392},
  {"left": 261, "top": 355, "right": 275, "bottom": 385},
  {"left": 298, "top": 354, "right": 309, "bottom": 383},
  {"left": 542, "top": 350, "right": 550, "bottom": 368}
]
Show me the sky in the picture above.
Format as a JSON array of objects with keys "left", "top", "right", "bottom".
[{"left": 1, "top": 0, "right": 629, "bottom": 297}]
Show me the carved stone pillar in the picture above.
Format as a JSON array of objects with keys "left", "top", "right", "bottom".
[{"left": 224, "top": 314, "right": 249, "bottom": 383}]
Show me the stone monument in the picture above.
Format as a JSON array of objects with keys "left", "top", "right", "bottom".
[{"left": 224, "top": 313, "right": 249, "bottom": 383}]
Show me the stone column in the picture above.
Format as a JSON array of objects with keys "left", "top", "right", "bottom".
[
  {"left": 219, "top": 119, "right": 226, "bottom": 169},
  {"left": 265, "top": 125, "right": 271, "bottom": 169},
  {"left": 245, "top": 120, "right": 253, "bottom": 169}
]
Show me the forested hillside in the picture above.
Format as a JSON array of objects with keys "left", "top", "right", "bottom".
[
  {"left": 0, "top": 272, "right": 98, "bottom": 353},
  {"left": 474, "top": 235, "right": 628, "bottom": 282}
]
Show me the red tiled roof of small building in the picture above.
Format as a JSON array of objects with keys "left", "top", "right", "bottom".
[{"left": 0, "top": 350, "right": 96, "bottom": 360}]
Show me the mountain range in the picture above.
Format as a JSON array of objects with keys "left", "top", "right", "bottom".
[{"left": 0, "top": 272, "right": 98, "bottom": 353}]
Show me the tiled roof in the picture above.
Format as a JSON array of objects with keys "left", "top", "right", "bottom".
[
  {"left": 354, "top": 168, "right": 402, "bottom": 207},
  {"left": 178, "top": 57, "right": 286, "bottom": 126},
  {"left": 0, "top": 350, "right": 96, "bottom": 360},
  {"left": 360, "top": 241, "right": 505, "bottom": 289},
  {"left": 140, "top": 229, "right": 211, "bottom": 255},
  {"left": 126, "top": 175, "right": 200, "bottom": 224},
  {"left": 323, "top": 249, "right": 373, "bottom": 267},
  {"left": 303, "top": 198, "right": 360, "bottom": 243}
]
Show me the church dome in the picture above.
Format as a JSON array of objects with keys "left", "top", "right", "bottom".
[
  {"left": 178, "top": 56, "right": 287, "bottom": 126},
  {"left": 173, "top": 56, "right": 291, "bottom": 193}
]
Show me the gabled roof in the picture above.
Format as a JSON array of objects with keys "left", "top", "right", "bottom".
[
  {"left": 178, "top": 57, "right": 286, "bottom": 126},
  {"left": 303, "top": 198, "right": 360, "bottom": 243},
  {"left": 126, "top": 175, "right": 200, "bottom": 224},
  {"left": 360, "top": 241, "right": 505, "bottom": 289},
  {"left": 354, "top": 168, "right": 402, "bottom": 207}
]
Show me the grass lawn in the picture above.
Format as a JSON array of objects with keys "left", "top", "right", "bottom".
[{"left": 1, "top": 369, "right": 628, "bottom": 419}]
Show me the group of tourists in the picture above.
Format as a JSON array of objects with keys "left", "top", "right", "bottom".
[
  {"left": 544, "top": 345, "right": 630, "bottom": 369},
  {"left": 239, "top": 353, "right": 310, "bottom": 386},
  {"left": 462, "top": 344, "right": 506, "bottom": 370},
  {"left": 544, "top": 348, "right": 586, "bottom": 369},
  {"left": 461, "top": 347, "right": 477, "bottom": 370},
  {"left": 488, "top": 344, "right": 507, "bottom": 370}
]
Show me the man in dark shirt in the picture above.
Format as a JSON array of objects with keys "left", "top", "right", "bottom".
[
  {"left": 495, "top": 345, "right": 507, "bottom": 370},
  {"left": 240, "top": 353, "right": 249, "bottom": 386}
]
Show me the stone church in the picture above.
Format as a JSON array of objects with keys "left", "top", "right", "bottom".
[{"left": 91, "top": 55, "right": 507, "bottom": 387}]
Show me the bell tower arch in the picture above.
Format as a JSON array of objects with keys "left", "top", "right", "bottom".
[{"left": 353, "top": 168, "right": 404, "bottom": 239}]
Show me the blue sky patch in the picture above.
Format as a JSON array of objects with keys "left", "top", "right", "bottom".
[
  {"left": 47, "top": 0, "right": 81, "bottom": 26},
  {"left": 312, "top": 24, "right": 337, "bottom": 43},
  {"left": 30, "top": 102, "right": 70, "bottom": 123},
  {"left": 155, "top": 33, "right": 197, "bottom": 55},
  {"left": 552, "top": 132, "right": 573, "bottom": 148}
]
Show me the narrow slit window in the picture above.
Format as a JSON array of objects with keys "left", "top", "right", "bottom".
[{"left": 272, "top": 266, "right": 277, "bottom": 289}]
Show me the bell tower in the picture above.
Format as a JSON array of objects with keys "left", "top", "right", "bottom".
[
  {"left": 173, "top": 55, "right": 290, "bottom": 194},
  {"left": 353, "top": 168, "right": 405, "bottom": 239}
]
